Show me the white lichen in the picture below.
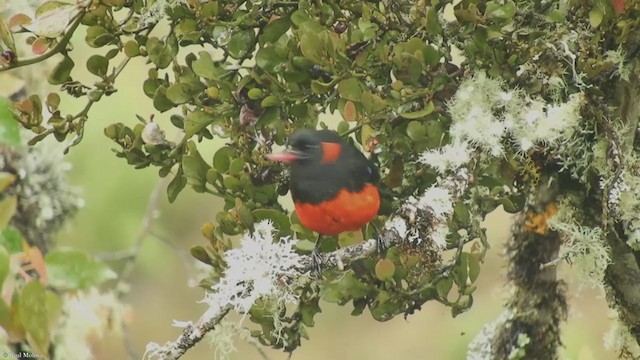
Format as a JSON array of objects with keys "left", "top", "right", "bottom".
[
  {"left": 1, "top": 137, "right": 83, "bottom": 250},
  {"left": 603, "top": 309, "right": 640, "bottom": 357},
  {"left": 441, "top": 72, "right": 584, "bottom": 161},
  {"left": 141, "top": 0, "right": 187, "bottom": 26},
  {"left": 202, "top": 220, "right": 302, "bottom": 314},
  {"left": 419, "top": 141, "right": 471, "bottom": 174},
  {"left": 467, "top": 309, "right": 514, "bottom": 360},
  {"left": 548, "top": 204, "right": 610, "bottom": 289}
]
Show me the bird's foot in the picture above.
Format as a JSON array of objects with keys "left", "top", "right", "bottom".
[
  {"left": 375, "top": 234, "right": 389, "bottom": 256},
  {"left": 311, "top": 250, "right": 325, "bottom": 279}
]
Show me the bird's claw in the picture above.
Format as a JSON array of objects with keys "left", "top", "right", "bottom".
[
  {"left": 311, "top": 250, "right": 324, "bottom": 279},
  {"left": 375, "top": 234, "right": 389, "bottom": 256}
]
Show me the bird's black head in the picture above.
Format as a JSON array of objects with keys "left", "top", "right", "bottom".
[{"left": 267, "top": 129, "right": 343, "bottom": 164}]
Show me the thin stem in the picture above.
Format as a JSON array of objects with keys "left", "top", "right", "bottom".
[{"left": 0, "top": 11, "right": 84, "bottom": 72}]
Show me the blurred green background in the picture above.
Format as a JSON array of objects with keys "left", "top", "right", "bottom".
[{"left": 4, "top": 26, "right": 617, "bottom": 360}]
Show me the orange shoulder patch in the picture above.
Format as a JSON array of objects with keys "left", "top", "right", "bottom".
[{"left": 320, "top": 142, "right": 341, "bottom": 164}]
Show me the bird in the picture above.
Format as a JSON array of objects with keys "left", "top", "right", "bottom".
[{"left": 266, "top": 129, "right": 380, "bottom": 266}]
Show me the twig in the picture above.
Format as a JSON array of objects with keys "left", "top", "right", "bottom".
[{"left": 0, "top": 11, "right": 85, "bottom": 72}]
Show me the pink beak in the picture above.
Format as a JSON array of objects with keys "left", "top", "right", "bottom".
[{"left": 266, "top": 151, "right": 300, "bottom": 163}]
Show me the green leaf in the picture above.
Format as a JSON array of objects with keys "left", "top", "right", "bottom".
[
  {"left": 255, "top": 47, "right": 284, "bottom": 73},
  {"left": 361, "top": 92, "right": 387, "bottom": 115},
  {"left": 0, "top": 97, "right": 20, "bottom": 147},
  {"left": 167, "top": 170, "right": 187, "bottom": 203},
  {"left": 46, "top": 249, "right": 117, "bottom": 290},
  {"left": 589, "top": 7, "right": 603, "bottom": 28},
  {"left": 166, "top": 83, "right": 192, "bottom": 104},
  {"left": 85, "top": 25, "right": 114, "bottom": 47},
  {"left": 146, "top": 37, "right": 173, "bottom": 69},
  {"left": 47, "top": 55, "right": 74, "bottom": 85},
  {"left": 252, "top": 209, "right": 291, "bottom": 236},
  {"left": 406, "top": 121, "right": 427, "bottom": 141},
  {"left": 399, "top": 101, "right": 434, "bottom": 119},
  {"left": 191, "top": 51, "right": 219, "bottom": 80},
  {"left": 436, "top": 278, "right": 453, "bottom": 299},
  {"left": 153, "top": 86, "right": 175, "bottom": 112},
  {"left": 468, "top": 253, "right": 481, "bottom": 283},
  {"left": 18, "top": 281, "right": 49, "bottom": 354},
  {"left": 184, "top": 110, "right": 215, "bottom": 138},
  {"left": 0, "top": 196, "right": 17, "bottom": 229},
  {"left": 0, "top": 18, "right": 16, "bottom": 53},
  {"left": 299, "top": 32, "right": 324, "bottom": 64},
  {"left": 227, "top": 30, "right": 255, "bottom": 59},
  {"left": 300, "top": 296, "right": 322, "bottom": 327},
  {"left": 86, "top": 54, "right": 109, "bottom": 77},
  {"left": 321, "top": 270, "right": 370, "bottom": 303},
  {"left": 0, "top": 246, "right": 9, "bottom": 289},
  {"left": 260, "top": 18, "right": 290, "bottom": 44},
  {"left": 0, "top": 227, "right": 23, "bottom": 253},
  {"left": 426, "top": 7, "right": 442, "bottom": 35},
  {"left": 337, "top": 78, "right": 363, "bottom": 101},
  {"left": 261, "top": 95, "right": 279, "bottom": 108},
  {"left": 190, "top": 245, "right": 212, "bottom": 265},
  {"left": 213, "top": 146, "right": 234, "bottom": 173},
  {"left": 182, "top": 142, "right": 210, "bottom": 188}
]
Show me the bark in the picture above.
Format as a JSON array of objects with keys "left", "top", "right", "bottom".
[{"left": 489, "top": 179, "right": 568, "bottom": 359}]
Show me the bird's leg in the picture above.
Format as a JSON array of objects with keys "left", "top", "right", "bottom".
[
  {"left": 370, "top": 222, "right": 388, "bottom": 256},
  {"left": 311, "top": 234, "right": 324, "bottom": 278}
]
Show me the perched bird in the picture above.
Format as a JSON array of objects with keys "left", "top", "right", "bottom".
[{"left": 267, "top": 129, "right": 380, "bottom": 240}]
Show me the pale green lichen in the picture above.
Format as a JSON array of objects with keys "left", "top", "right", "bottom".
[
  {"left": 467, "top": 309, "right": 514, "bottom": 360},
  {"left": 207, "top": 320, "right": 242, "bottom": 360},
  {"left": 603, "top": 309, "right": 640, "bottom": 357},
  {"left": 508, "top": 333, "right": 531, "bottom": 360},
  {"left": 548, "top": 202, "right": 610, "bottom": 289},
  {"left": 1, "top": 137, "right": 83, "bottom": 251}
]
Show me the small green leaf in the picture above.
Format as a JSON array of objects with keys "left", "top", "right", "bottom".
[
  {"left": 406, "top": 121, "right": 427, "bottom": 141},
  {"left": 213, "top": 146, "right": 234, "bottom": 173},
  {"left": 153, "top": 86, "right": 174, "bottom": 112},
  {"left": 46, "top": 249, "right": 117, "bottom": 290},
  {"left": 337, "top": 78, "right": 363, "bottom": 101},
  {"left": 260, "top": 18, "right": 291, "bottom": 44},
  {"left": 85, "top": 25, "right": 114, "bottom": 47},
  {"left": 0, "top": 196, "right": 17, "bottom": 229},
  {"left": 261, "top": 95, "right": 279, "bottom": 108},
  {"left": 227, "top": 30, "right": 255, "bottom": 59},
  {"left": 255, "top": 47, "right": 284, "bottom": 73},
  {"left": 247, "top": 88, "right": 263, "bottom": 100},
  {"left": 436, "top": 278, "right": 453, "bottom": 299},
  {"left": 589, "top": 7, "right": 603, "bottom": 28},
  {"left": 86, "top": 54, "right": 109, "bottom": 77},
  {"left": 190, "top": 245, "right": 212, "bottom": 265},
  {"left": 0, "top": 97, "right": 20, "bottom": 147},
  {"left": 167, "top": 170, "right": 187, "bottom": 203},
  {"left": 123, "top": 40, "right": 139, "bottom": 57},
  {"left": 19, "top": 281, "right": 49, "bottom": 354},
  {"left": 321, "top": 270, "right": 370, "bottom": 303},
  {"left": 191, "top": 51, "right": 219, "bottom": 80},
  {"left": 166, "top": 83, "right": 192, "bottom": 105},
  {"left": 184, "top": 110, "right": 215, "bottom": 138},
  {"left": 468, "top": 254, "right": 481, "bottom": 283},
  {"left": 47, "top": 55, "right": 74, "bottom": 85},
  {"left": 0, "top": 18, "right": 16, "bottom": 53},
  {"left": 399, "top": 102, "right": 435, "bottom": 119},
  {"left": 0, "top": 227, "right": 23, "bottom": 253}
]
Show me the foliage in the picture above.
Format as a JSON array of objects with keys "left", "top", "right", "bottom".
[{"left": 2, "top": 0, "right": 640, "bottom": 359}]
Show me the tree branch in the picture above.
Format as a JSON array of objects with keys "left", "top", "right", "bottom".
[{"left": 146, "top": 168, "right": 472, "bottom": 360}]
